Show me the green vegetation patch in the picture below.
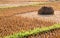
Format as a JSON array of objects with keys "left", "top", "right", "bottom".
[{"left": 4, "top": 24, "right": 60, "bottom": 38}]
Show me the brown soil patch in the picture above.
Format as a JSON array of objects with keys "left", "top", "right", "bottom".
[{"left": 0, "top": 15, "right": 55, "bottom": 38}]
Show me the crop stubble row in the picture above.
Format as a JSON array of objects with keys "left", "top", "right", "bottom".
[{"left": 0, "top": 15, "right": 56, "bottom": 38}]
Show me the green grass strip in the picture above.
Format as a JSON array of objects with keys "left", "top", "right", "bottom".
[{"left": 4, "top": 24, "right": 60, "bottom": 38}]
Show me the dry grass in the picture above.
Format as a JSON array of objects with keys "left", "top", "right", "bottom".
[
  {"left": 0, "top": 15, "right": 55, "bottom": 38},
  {"left": 0, "top": 2, "right": 60, "bottom": 38}
]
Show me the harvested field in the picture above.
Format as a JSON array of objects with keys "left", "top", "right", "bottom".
[
  {"left": 17, "top": 11, "right": 60, "bottom": 23},
  {"left": 0, "top": 10, "right": 60, "bottom": 38},
  {"left": 0, "top": 1, "right": 60, "bottom": 38},
  {"left": 14, "top": 11, "right": 60, "bottom": 38},
  {"left": 0, "top": 2, "right": 60, "bottom": 17},
  {"left": 0, "top": 15, "right": 55, "bottom": 37}
]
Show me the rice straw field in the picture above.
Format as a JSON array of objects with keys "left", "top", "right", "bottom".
[{"left": 0, "top": 1, "right": 60, "bottom": 38}]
